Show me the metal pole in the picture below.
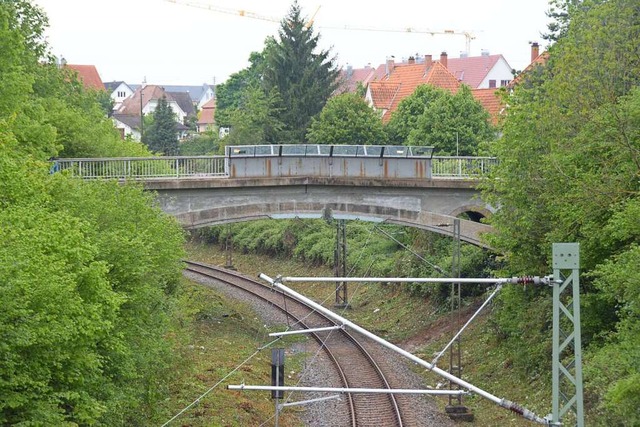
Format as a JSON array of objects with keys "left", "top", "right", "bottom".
[
  {"left": 433, "top": 284, "right": 502, "bottom": 366},
  {"left": 269, "top": 325, "right": 344, "bottom": 337},
  {"left": 280, "top": 276, "right": 551, "bottom": 285},
  {"left": 449, "top": 218, "right": 463, "bottom": 408},
  {"left": 279, "top": 395, "right": 341, "bottom": 408},
  {"left": 229, "top": 385, "right": 469, "bottom": 395},
  {"left": 259, "top": 273, "right": 550, "bottom": 424},
  {"left": 140, "top": 85, "right": 144, "bottom": 140},
  {"left": 334, "top": 219, "right": 348, "bottom": 307},
  {"left": 551, "top": 243, "right": 584, "bottom": 427}
]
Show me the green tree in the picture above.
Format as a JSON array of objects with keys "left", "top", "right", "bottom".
[
  {"left": 481, "top": 0, "right": 640, "bottom": 422},
  {"left": 306, "top": 92, "right": 386, "bottom": 145},
  {"left": 179, "top": 130, "right": 219, "bottom": 155},
  {"left": 0, "top": 3, "right": 185, "bottom": 423},
  {"left": 0, "top": 205, "right": 121, "bottom": 425},
  {"left": 143, "top": 95, "right": 178, "bottom": 155},
  {"left": 215, "top": 50, "right": 268, "bottom": 128},
  {"left": 384, "top": 85, "right": 447, "bottom": 145},
  {"left": 222, "top": 84, "right": 284, "bottom": 147},
  {"left": 262, "top": 1, "right": 340, "bottom": 143},
  {"left": 407, "top": 85, "right": 495, "bottom": 155}
]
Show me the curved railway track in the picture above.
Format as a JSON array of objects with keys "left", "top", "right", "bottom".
[{"left": 184, "top": 260, "right": 404, "bottom": 427}]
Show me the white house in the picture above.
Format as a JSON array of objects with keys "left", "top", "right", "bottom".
[
  {"left": 104, "top": 81, "right": 135, "bottom": 110},
  {"left": 118, "top": 85, "right": 188, "bottom": 124},
  {"left": 445, "top": 51, "right": 514, "bottom": 89},
  {"left": 111, "top": 114, "right": 141, "bottom": 140},
  {"left": 160, "top": 83, "right": 215, "bottom": 110}
]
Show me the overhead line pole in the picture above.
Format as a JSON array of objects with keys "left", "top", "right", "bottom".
[{"left": 259, "top": 273, "right": 551, "bottom": 425}]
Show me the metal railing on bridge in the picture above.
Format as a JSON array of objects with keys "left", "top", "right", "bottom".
[
  {"left": 53, "top": 146, "right": 497, "bottom": 180},
  {"left": 431, "top": 156, "right": 498, "bottom": 178},
  {"left": 54, "top": 156, "right": 227, "bottom": 179}
]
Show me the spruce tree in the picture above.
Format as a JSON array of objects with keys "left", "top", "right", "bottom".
[
  {"left": 143, "top": 95, "right": 178, "bottom": 155},
  {"left": 262, "top": 1, "right": 340, "bottom": 143}
]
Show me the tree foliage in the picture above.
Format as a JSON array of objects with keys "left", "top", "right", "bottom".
[
  {"left": 408, "top": 85, "right": 495, "bottom": 155},
  {"left": 262, "top": 1, "right": 340, "bottom": 143},
  {"left": 221, "top": 84, "right": 284, "bottom": 147},
  {"left": 384, "top": 84, "right": 495, "bottom": 154},
  {"left": 306, "top": 92, "right": 387, "bottom": 145},
  {"left": 142, "top": 95, "right": 179, "bottom": 155},
  {"left": 481, "top": 0, "right": 640, "bottom": 422},
  {"left": 385, "top": 85, "right": 447, "bottom": 145},
  {"left": 214, "top": 50, "right": 268, "bottom": 128},
  {"left": 0, "top": 2, "right": 186, "bottom": 424}
]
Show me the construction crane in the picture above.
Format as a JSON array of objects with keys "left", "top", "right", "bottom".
[
  {"left": 165, "top": 0, "right": 474, "bottom": 54},
  {"left": 164, "top": 0, "right": 320, "bottom": 29},
  {"left": 321, "top": 24, "right": 475, "bottom": 57}
]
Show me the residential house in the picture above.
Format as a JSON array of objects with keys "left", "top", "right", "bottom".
[
  {"left": 357, "top": 51, "right": 516, "bottom": 125},
  {"left": 365, "top": 54, "right": 461, "bottom": 122},
  {"left": 197, "top": 97, "right": 216, "bottom": 133},
  {"left": 159, "top": 83, "right": 215, "bottom": 110},
  {"left": 168, "top": 91, "right": 196, "bottom": 121},
  {"left": 111, "top": 113, "right": 141, "bottom": 140},
  {"left": 337, "top": 64, "right": 377, "bottom": 94},
  {"left": 508, "top": 42, "right": 549, "bottom": 88},
  {"left": 115, "top": 85, "right": 191, "bottom": 140},
  {"left": 65, "top": 64, "right": 105, "bottom": 91},
  {"left": 446, "top": 50, "right": 514, "bottom": 89},
  {"left": 118, "top": 85, "right": 189, "bottom": 124},
  {"left": 104, "top": 81, "right": 135, "bottom": 110}
]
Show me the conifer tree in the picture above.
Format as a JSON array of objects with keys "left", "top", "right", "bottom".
[
  {"left": 262, "top": 1, "right": 340, "bottom": 143},
  {"left": 143, "top": 95, "right": 178, "bottom": 155}
]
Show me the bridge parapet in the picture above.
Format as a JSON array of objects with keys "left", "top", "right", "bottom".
[{"left": 54, "top": 145, "right": 496, "bottom": 181}]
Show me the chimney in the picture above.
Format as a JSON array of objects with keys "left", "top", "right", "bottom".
[
  {"left": 531, "top": 42, "right": 540, "bottom": 62},
  {"left": 424, "top": 54, "right": 433, "bottom": 68},
  {"left": 385, "top": 56, "right": 395, "bottom": 76},
  {"left": 440, "top": 51, "right": 448, "bottom": 68},
  {"left": 346, "top": 64, "right": 353, "bottom": 78},
  {"left": 408, "top": 56, "right": 415, "bottom": 64}
]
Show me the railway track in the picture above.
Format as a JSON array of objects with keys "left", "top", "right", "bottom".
[{"left": 184, "top": 260, "right": 405, "bottom": 427}]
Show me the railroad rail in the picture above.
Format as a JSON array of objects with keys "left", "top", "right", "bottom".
[{"left": 183, "top": 260, "right": 407, "bottom": 426}]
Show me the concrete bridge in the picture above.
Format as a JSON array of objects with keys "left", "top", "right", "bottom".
[{"left": 56, "top": 145, "right": 496, "bottom": 247}]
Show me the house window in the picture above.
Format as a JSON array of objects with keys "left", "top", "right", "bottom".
[
  {"left": 488, "top": 80, "right": 496, "bottom": 88},
  {"left": 117, "top": 91, "right": 126, "bottom": 98},
  {"left": 500, "top": 79, "right": 511, "bottom": 87}
]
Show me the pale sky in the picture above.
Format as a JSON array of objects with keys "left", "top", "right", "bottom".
[{"left": 34, "top": 0, "right": 552, "bottom": 86}]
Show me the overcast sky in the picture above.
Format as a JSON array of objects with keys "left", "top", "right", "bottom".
[{"left": 34, "top": 0, "right": 552, "bottom": 86}]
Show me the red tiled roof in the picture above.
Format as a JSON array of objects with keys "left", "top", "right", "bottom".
[
  {"left": 200, "top": 97, "right": 216, "bottom": 110},
  {"left": 446, "top": 54, "right": 505, "bottom": 88},
  {"left": 368, "top": 81, "right": 401, "bottom": 110},
  {"left": 508, "top": 51, "right": 550, "bottom": 87},
  {"left": 369, "top": 61, "right": 461, "bottom": 122},
  {"left": 471, "top": 88, "right": 505, "bottom": 125},
  {"left": 198, "top": 97, "right": 216, "bottom": 125},
  {"left": 65, "top": 64, "right": 105, "bottom": 91},
  {"left": 338, "top": 66, "right": 376, "bottom": 93},
  {"left": 118, "top": 85, "right": 174, "bottom": 116}
]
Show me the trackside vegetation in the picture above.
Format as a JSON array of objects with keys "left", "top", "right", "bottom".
[
  {"left": 2, "top": 0, "right": 639, "bottom": 425},
  {"left": 0, "top": 1, "right": 186, "bottom": 424}
]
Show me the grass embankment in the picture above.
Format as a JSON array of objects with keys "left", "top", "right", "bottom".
[{"left": 173, "top": 240, "right": 550, "bottom": 426}]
